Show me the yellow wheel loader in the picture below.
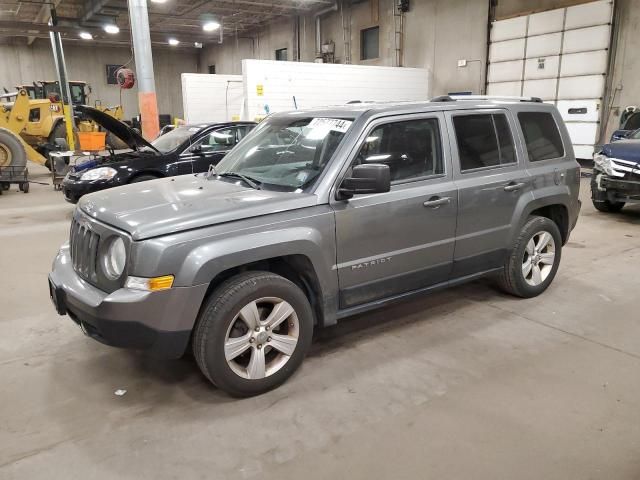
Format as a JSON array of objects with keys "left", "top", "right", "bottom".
[
  {"left": 0, "top": 89, "right": 51, "bottom": 168},
  {"left": 18, "top": 80, "right": 125, "bottom": 148}
]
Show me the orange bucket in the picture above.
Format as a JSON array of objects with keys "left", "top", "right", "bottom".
[{"left": 77, "top": 131, "right": 107, "bottom": 151}]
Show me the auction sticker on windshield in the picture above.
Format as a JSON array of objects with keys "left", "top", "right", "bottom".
[{"left": 308, "top": 118, "right": 352, "bottom": 133}]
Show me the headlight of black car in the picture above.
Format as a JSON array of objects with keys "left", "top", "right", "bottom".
[{"left": 80, "top": 167, "right": 118, "bottom": 181}]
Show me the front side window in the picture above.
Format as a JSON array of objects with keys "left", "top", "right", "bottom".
[
  {"left": 196, "top": 128, "right": 237, "bottom": 153},
  {"left": 453, "top": 113, "right": 516, "bottom": 171},
  {"left": 353, "top": 118, "right": 443, "bottom": 183},
  {"left": 518, "top": 111, "right": 565, "bottom": 162},
  {"left": 215, "top": 116, "right": 353, "bottom": 191}
]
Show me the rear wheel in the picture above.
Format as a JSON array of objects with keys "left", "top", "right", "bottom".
[
  {"left": 0, "top": 128, "right": 27, "bottom": 179},
  {"left": 498, "top": 216, "right": 562, "bottom": 298},
  {"left": 193, "top": 271, "right": 314, "bottom": 397}
]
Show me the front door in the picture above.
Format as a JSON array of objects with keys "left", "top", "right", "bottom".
[
  {"left": 446, "top": 110, "right": 532, "bottom": 277},
  {"left": 332, "top": 113, "right": 458, "bottom": 309}
]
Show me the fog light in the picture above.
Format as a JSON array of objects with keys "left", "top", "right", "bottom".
[{"left": 126, "top": 275, "right": 174, "bottom": 291}]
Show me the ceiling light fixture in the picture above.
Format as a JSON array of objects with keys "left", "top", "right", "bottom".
[
  {"left": 104, "top": 24, "right": 120, "bottom": 34},
  {"left": 194, "top": 42, "right": 203, "bottom": 48},
  {"left": 168, "top": 38, "right": 180, "bottom": 46},
  {"left": 150, "top": 0, "right": 167, "bottom": 3},
  {"left": 79, "top": 32, "right": 93, "bottom": 40},
  {"left": 202, "top": 21, "right": 220, "bottom": 32}
]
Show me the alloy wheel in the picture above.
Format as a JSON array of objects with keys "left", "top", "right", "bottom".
[
  {"left": 522, "top": 231, "right": 556, "bottom": 286},
  {"left": 224, "top": 297, "right": 300, "bottom": 380}
]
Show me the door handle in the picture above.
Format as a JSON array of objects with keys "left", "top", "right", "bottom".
[
  {"left": 423, "top": 196, "right": 451, "bottom": 208},
  {"left": 504, "top": 182, "right": 526, "bottom": 192}
]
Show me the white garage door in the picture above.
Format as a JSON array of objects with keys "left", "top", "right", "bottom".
[{"left": 487, "top": 0, "right": 613, "bottom": 159}]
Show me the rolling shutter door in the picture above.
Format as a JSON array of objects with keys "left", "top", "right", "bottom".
[{"left": 487, "top": 0, "right": 613, "bottom": 159}]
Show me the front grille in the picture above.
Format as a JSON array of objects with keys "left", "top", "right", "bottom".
[{"left": 70, "top": 218, "right": 100, "bottom": 283}]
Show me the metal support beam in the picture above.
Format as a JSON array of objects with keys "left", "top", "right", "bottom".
[
  {"left": 48, "top": 14, "right": 76, "bottom": 150},
  {"left": 128, "top": 0, "right": 159, "bottom": 139}
]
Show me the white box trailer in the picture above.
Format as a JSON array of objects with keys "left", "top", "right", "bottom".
[
  {"left": 181, "top": 73, "right": 244, "bottom": 124},
  {"left": 241, "top": 60, "right": 430, "bottom": 121}
]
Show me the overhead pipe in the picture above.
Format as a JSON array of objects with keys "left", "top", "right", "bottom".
[{"left": 315, "top": 1, "right": 338, "bottom": 57}]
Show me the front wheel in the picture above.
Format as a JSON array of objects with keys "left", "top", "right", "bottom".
[
  {"left": 130, "top": 174, "right": 160, "bottom": 183},
  {"left": 498, "top": 216, "right": 562, "bottom": 298},
  {"left": 193, "top": 271, "right": 314, "bottom": 397}
]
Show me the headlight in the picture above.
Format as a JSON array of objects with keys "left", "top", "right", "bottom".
[
  {"left": 593, "top": 153, "right": 614, "bottom": 176},
  {"left": 80, "top": 167, "right": 117, "bottom": 181},
  {"left": 102, "top": 237, "right": 126, "bottom": 280}
]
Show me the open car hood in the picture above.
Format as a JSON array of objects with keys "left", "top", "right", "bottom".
[{"left": 75, "top": 105, "right": 157, "bottom": 152}]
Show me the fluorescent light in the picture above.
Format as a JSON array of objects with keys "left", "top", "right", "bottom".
[
  {"left": 150, "top": 0, "right": 167, "bottom": 3},
  {"left": 104, "top": 24, "right": 120, "bottom": 34},
  {"left": 79, "top": 32, "right": 93, "bottom": 40},
  {"left": 194, "top": 42, "right": 203, "bottom": 48},
  {"left": 203, "top": 21, "right": 220, "bottom": 32},
  {"left": 168, "top": 38, "right": 180, "bottom": 46}
]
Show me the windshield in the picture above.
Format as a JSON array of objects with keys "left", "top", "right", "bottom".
[
  {"left": 629, "top": 129, "right": 640, "bottom": 140},
  {"left": 215, "top": 116, "right": 353, "bottom": 191},
  {"left": 148, "top": 126, "right": 201, "bottom": 153}
]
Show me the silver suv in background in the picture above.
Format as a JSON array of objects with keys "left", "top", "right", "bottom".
[{"left": 49, "top": 96, "right": 581, "bottom": 397}]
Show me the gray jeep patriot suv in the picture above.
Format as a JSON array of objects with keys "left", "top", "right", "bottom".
[{"left": 49, "top": 96, "right": 581, "bottom": 397}]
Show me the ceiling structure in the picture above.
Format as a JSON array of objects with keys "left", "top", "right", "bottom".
[{"left": 0, "top": 0, "right": 334, "bottom": 46}]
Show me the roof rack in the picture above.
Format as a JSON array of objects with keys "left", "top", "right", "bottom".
[{"left": 431, "top": 95, "right": 543, "bottom": 103}]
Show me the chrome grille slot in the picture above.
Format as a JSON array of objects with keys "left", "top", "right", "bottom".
[{"left": 69, "top": 217, "right": 100, "bottom": 282}]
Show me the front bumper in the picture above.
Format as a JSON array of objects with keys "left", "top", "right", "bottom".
[
  {"left": 596, "top": 172, "right": 640, "bottom": 203},
  {"left": 49, "top": 243, "right": 208, "bottom": 358},
  {"left": 61, "top": 177, "right": 121, "bottom": 204}
]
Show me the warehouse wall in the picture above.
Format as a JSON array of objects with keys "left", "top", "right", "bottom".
[
  {"left": 0, "top": 40, "right": 198, "bottom": 119},
  {"left": 602, "top": 0, "right": 640, "bottom": 139},
  {"left": 200, "top": 0, "right": 490, "bottom": 97}
]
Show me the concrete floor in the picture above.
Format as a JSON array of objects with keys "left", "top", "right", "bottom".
[{"left": 1, "top": 165, "right": 639, "bottom": 479}]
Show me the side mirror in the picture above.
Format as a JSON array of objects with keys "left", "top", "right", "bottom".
[
  {"left": 191, "top": 144, "right": 204, "bottom": 154},
  {"left": 338, "top": 164, "right": 390, "bottom": 200}
]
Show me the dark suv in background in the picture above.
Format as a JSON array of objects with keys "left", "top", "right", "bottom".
[{"left": 50, "top": 96, "right": 581, "bottom": 397}]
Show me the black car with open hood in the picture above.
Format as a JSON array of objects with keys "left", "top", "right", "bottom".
[{"left": 61, "top": 106, "right": 256, "bottom": 203}]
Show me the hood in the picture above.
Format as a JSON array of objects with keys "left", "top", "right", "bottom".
[
  {"left": 75, "top": 105, "right": 158, "bottom": 152},
  {"left": 78, "top": 175, "right": 318, "bottom": 240},
  {"left": 602, "top": 139, "right": 640, "bottom": 163}
]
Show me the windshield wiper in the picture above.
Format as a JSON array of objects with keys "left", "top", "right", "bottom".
[{"left": 218, "top": 172, "right": 262, "bottom": 190}]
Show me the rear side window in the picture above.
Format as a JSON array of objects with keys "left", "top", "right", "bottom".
[
  {"left": 453, "top": 113, "right": 516, "bottom": 171},
  {"left": 518, "top": 112, "right": 564, "bottom": 162}
]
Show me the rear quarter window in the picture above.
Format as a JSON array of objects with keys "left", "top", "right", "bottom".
[{"left": 518, "top": 111, "right": 565, "bottom": 162}]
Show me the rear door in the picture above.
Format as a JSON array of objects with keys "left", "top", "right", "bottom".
[
  {"left": 446, "top": 109, "right": 532, "bottom": 277},
  {"left": 332, "top": 113, "right": 458, "bottom": 309}
]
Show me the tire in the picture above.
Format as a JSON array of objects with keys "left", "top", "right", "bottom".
[
  {"left": 130, "top": 174, "right": 160, "bottom": 183},
  {"left": 498, "top": 216, "right": 562, "bottom": 298},
  {"left": 591, "top": 179, "right": 624, "bottom": 213},
  {"left": 0, "top": 128, "right": 27, "bottom": 179},
  {"left": 193, "top": 271, "right": 314, "bottom": 397},
  {"left": 19, "top": 182, "right": 29, "bottom": 193}
]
